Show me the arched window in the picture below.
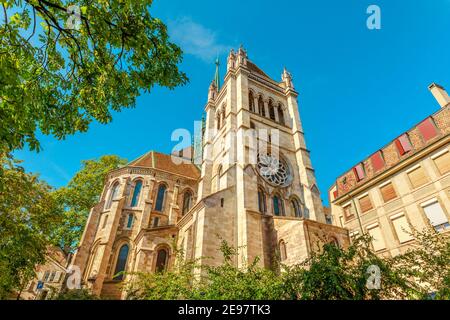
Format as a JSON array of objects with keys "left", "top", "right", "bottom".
[
  {"left": 130, "top": 180, "right": 142, "bottom": 207},
  {"left": 126, "top": 213, "right": 134, "bottom": 229},
  {"left": 258, "top": 188, "right": 267, "bottom": 213},
  {"left": 258, "top": 96, "right": 265, "bottom": 117},
  {"left": 329, "top": 237, "right": 340, "bottom": 248},
  {"left": 291, "top": 198, "right": 302, "bottom": 218},
  {"left": 154, "top": 184, "right": 166, "bottom": 212},
  {"left": 182, "top": 191, "right": 193, "bottom": 215},
  {"left": 277, "top": 105, "right": 285, "bottom": 125},
  {"left": 106, "top": 182, "right": 120, "bottom": 209},
  {"left": 155, "top": 248, "right": 168, "bottom": 273},
  {"left": 279, "top": 240, "right": 287, "bottom": 261},
  {"left": 249, "top": 91, "right": 255, "bottom": 112},
  {"left": 273, "top": 194, "right": 285, "bottom": 216},
  {"left": 268, "top": 101, "right": 276, "bottom": 121},
  {"left": 217, "top": 165, "right": 223, "bottom": 191},
  {"left": 113, "top": 244, "right": 129, "bottom": 280}
]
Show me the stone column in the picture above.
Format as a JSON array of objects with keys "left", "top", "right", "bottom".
[
  {"left": 253, "top": 96, "right": 259, "bottom": 114},
  {"left": 168, "top": 184, "right": 180, "bottom": 225}
]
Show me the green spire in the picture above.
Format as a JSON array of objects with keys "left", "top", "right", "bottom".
[{"left": 214, "top": 56, "right": 220, "bottom": 90}]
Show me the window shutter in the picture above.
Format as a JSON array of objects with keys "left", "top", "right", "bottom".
[
  {"left": 423, "top": 201, "right": 448, "bottom": 227},
  {"left": 353, "top": 163, "right": 365, "bottom": 181},
  {"left": 433, "top": 151, "right": 450, "bottom": 175},
  {"left": 343, "top": 204, "right": 354, "bottom": 220},
  {"left": 418, "top": 118, "right": 438, "bottom": 142},
  {"left": 371, "top": 151, "right": 385, "bottom": 172},
  {"left": 358, "top": 195, "right": 373, "bottom": 213},
  {"left": 407, "top": 167, "right": 428, "bottom": 189},
  {"left": 380, "top": 183, "right": 397, "bottom": 202},
  {"left": 367, "top": 225, "right": 386, "bottom": 251},
  {"left": 391, "top": 214, "right": 413, "bottom": 243},
  {"left": 395, "top": 134, "right": 412, "bottom": 155}
]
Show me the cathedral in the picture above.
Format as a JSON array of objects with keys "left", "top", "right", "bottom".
[{"left": 70, "top": 47, "right": 349, "bottom": 299}]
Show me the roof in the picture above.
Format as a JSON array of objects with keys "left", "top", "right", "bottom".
[
  {"left": 331, "top": 105, "right": 450, "bottom": 200},
  {"left": 128, "top": 151, "right": 200, "bottom": 180},
  {"left": 247, "top": 60, "right": 272, "bottom": 80}
]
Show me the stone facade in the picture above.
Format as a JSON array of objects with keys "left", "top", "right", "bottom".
[
  {"left": 329, "top": 84, "right": 450, "bottom": 258},
  {"left": 71, "top": 47, "right": 349, "bottom": 299}
]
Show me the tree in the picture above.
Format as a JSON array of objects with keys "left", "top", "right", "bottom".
[
  {"left": 390, "top": 227, "right": 450, "bottom": 299},
  {"left": 51, "top": 155, "right": 127, "bottom": 254},
  {"left": 0, "top": 154, "right": 62, "bottom": 299},
  {"left": 0, "top": 0, "right": 188, "bottom": 152},
  {"left": 282, "top": 235, "right": 414, "bottom": 300}
]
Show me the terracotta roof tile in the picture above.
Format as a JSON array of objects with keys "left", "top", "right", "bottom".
[{"left": 129, "top": 151, "right": 200, "bottom": 180}]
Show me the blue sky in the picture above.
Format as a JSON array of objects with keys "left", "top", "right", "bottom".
[{"left": 14, "top": 0, "right": 450, "bottom": 205}]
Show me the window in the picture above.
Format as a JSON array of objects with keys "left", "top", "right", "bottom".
[
  {"left": 291, "top": 198, "right": 302, "bottom": 217},
  {"left": 277, "top": 105, "right": 285, "bottom": 125},
  {"left": 358, "top": 194, "right": 373, "bottom": 213},
  {"left": 126, "top": 213, "right": 133, "bottom": 229},
  {"left": 417, "top": 118, "right": 438, "bottom": 142},
  {"left": 258, "top": 97, "right": 265, "bottom": 117},
  {"left": 371, "top": 151, "right": 385, "bottom": 172},
  {"left": 49, "top": 271, "right": 56, "bottom": 282},
  {"left": 432, "top": 150, "right": 450, "bottom": 175},
  {"left": 422, "top": 200, "right": 450, "bottom": 232},
  {"left": 113, "top": 244, "right": 129, "bottom": 280},
  {"left": 216, "top": 112, "right": 221, "bottom": 130},
  {"left": 325, "top": 215, "right": 332, "bottom": 225},
  {"left": 268, "top": 101, "right": 276, "bottom": 121},
  {"left": 395, "top": 133, "right": 412, "bottom": 155},
  {"left": 407, "top": 166, "right": 428, "bottom": 189},
  {"left": 258, "top": 189, "right": 267, "bottom": 213},
  {"left": 273, "top": 195, "right": 285, "bottom": 216},
  {"left": 367, "top": 225, "right": 386, "bottom": 251},
  {"left": 154, "top": 184, "right": 166, "bottom": 212},
  {"left": 279, "top": 240, "right": 287, "bottom": 261},
  {"left": 343, "top": 204, "right": 354, "bottom": 221},
  {"left": 152, "top": 217, "right": 160, "bottom": 228},
  {"left": 249, "top": 92, "right": 255, "bottom": 112},
  {"left": 130, "top": 180, "right": 142, "bottom": 207},
  {"left": 353, "top": 163, "right": 365, "bottom": 181},
  {"left": 390, "top": 213, "right": 413, "bottom": 243},
  {"left": 106, "top": 182, "right": 120, "bottom": 209},
  {"left": 43, "top": 271, "right": 50, "bottom": 282},
  {"left": 380, "top": 182, "right": 397, "bottom": 203},
  {"left": 155, "top": 249, "right": 168, "bottom": 273},
  {"left": 339, "top": 216, "right": 344, "bottom": 227},
  {"left": 182, "top": 191, "right": 192, "bottom": 215}
]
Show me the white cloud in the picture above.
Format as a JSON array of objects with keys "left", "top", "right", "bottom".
[{"left": 168, "top": 17, "right": 232, "bottom": 63}]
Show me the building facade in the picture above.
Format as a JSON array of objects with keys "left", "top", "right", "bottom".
[
  {"left": 329, "top": 83, "right": 450, "bottom": 258},
  {"left": 71, "top": 47, "right": 349, "bottom": 299}
]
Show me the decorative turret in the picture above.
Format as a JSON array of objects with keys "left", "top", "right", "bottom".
[
  {"left": 208, "top": 80, "right": 218, "bottom": 101},
  {"left": 214, "top": 57, "right": 220, "bottom": 90},
  {"left": 227, "top": 49, "right": 236, "bottom": 72},
  {"left": 237, "top": 45, "right": 247, "bottom": 66},
  {"left": 282, "top": 67, "right": 294, "bottom": 90}
]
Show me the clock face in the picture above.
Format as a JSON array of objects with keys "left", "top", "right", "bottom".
[{"left": 257, "top": 154, "right": 292, "bottom": 187}]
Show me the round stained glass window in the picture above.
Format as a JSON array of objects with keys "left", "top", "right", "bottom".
[{"left": 257, "top": 154, "right": 292, "bottom": 187}]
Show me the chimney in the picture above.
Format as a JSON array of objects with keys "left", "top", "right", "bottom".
[{"left": 428, "top": 83, "right": 450, "bottom": 108}]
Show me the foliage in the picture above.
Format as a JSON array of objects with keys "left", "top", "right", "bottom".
[
  {"left": 54, "top": 288, "right": 98, "bottom": 300},
  {"left": 124, "top": 229, "right": 450, "bottom": 300},
  {"left": 0, "top": 0, "right": 188, "bottom": 152},
  {"left": 390, "top": 228, "right": 450, "bottom": 299},
  {"left": 50, "top": 155, "right": 127, "bottom": 254},
  {"left": 0, "top": 154, "right": 62, "bottom": 299},
  {"left": 283, "top": 235, "right": 414, "bottom": 300}
]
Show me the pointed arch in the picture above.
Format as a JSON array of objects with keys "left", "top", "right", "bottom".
[
  {"left": 268, "top": 100, "right": 276, "bottom": 121},
  {"left": 290, "top": 197, "right": 303, "bottom": 218},
  {"left": 258, "top": 96, "right": 265, "bottom": 117},
  {"left": 126, "top": 213, "right": 134, "bottom": 229},
  {"left": 113, "top": 244, "right": 129, "bottom": 280},
  {"left": 154, "top": 183, "right": 167, "bottom": 212},
  {"left": 277, "top": 103, "right": 285, "bottom": 125},
  {"left": 155, "top": 247, "right": 169, "bottom": 273},
  {"left": 130, "top": 179, "right": 143, "bottom": 207},
  {"left": 279, "top": 240, "right": 287, "bottom": 261},
  {"left": 249, "top": 91, "right": 255, "bottom": 112},
  {"left": 272, "top": 193, "right": 285, "bottom": 216},
  {"left": 105, "top": 180, "right": 120, "bottom": 210},
  {"left": 182, "top": 190, "right": 193, "bottom": 215},
  {"left": 257, "top": 187, "right": 267, "bottom": 214}
]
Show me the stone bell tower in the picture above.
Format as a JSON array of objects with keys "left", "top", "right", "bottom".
[{"left": 181, "top": 46, "right": 331, "bottom": 270}]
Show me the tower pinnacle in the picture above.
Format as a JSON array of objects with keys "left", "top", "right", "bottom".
[{"left": 214, "top": 56, "right": 220, "bottom": 90}]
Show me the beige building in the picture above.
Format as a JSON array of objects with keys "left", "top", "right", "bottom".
[
  {"left": 19, "top": 246, "right": 69, "bottom": 300},
  {"left": 71, "top": 47, "right": 349, "bottom": 299},
  {"left": 329, "top": 83, "right": 450, "bottom": 257}
]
